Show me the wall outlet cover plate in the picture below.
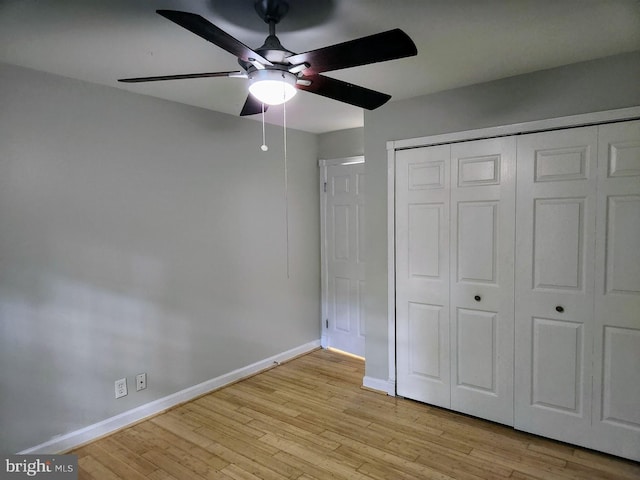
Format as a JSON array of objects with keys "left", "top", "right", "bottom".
[
  {"left": 115, "top": 378, "right": 128, "bottom": 399},
  {"left": 136, "top": 373, "right": 147, "bottom": 391}
]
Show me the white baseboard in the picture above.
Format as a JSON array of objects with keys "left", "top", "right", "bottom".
[
  {"left": 19, "top": 340, "right": 321, "bottom": 454},
  {"left": 362, "top": 376, "right": 395, "bottom": 396}
]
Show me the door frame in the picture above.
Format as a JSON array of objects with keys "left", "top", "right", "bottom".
[
  {"left": 319, "top": 155, "right": 365, "bottom": 350},
  {"left": 386, "top": 106, "right": 640, "bottom": 396}
]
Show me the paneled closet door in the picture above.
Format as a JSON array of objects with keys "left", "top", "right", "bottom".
[
  {"left": 450, "top": 138, "right": 516, "bottom": 425},
  {"left": 591, "top": 120, "right": 640, "bottom": 460},
  {"left": 515, "top": 126, "right": 598, "bottom": 445},
  {"left": 396, "top": 145, "right": 451, "bottom": 407}
]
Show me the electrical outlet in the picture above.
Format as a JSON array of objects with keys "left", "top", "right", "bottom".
[
  {"left": 115, "top": 378, "right": 127, "bottom": 399},
  {"left": 136, "top": 373, "right": 147, "bottom": 391}
]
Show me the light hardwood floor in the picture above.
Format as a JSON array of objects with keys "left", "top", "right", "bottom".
[{"left": 72, "top": 348, "right": 639, "bottom": 479}]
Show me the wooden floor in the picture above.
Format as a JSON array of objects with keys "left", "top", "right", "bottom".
[{"left": 72, "top": 349, "right": 639, "bottom": 480}]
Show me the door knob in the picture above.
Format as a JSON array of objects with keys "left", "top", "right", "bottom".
[
  {"left": 474, "top": 295, "right": 481, "bottom": 302},
  {"left": 555, "top": 306, "right": 564, "bottom": 313}
]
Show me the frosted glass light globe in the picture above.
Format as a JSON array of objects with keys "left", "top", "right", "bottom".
[{"left": 248, "top": 70, "right": 297, "bottom": 106}]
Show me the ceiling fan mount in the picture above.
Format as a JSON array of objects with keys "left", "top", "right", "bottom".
[
  {"left": 119, "top": 2, "right": 417, "bottom": 116},
  {"left": 254, "top": 0, "right": 290, "bottom": 25}
]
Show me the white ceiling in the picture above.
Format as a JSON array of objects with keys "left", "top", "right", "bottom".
[{"left": 1, "top": 0, "right": 639, "bottom": 134}]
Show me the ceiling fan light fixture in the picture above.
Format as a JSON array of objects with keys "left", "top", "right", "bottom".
[{"left": 248, "top": 69, "right": 297, "bottom": 106}]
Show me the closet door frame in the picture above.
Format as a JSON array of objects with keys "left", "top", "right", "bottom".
[{"left": 387, "top": 106, "right": 640, "bottom": 395}]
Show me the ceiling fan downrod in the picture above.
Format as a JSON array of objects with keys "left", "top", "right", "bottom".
[{"left": 254, "top": 0, "right": 289, "bottom": 34}]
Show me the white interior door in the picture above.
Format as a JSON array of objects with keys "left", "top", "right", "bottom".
[
  {"left": 591, "top": 120, "right": 640, "bottom": 460},
  {"left": 323, "top": 162, "right": 366, "bottom": 357},
  {"left": 396, "top": 138, "right": 515, "bottom": 422},
  {"left": 395, "top": 145, "right": 451, "bottom": 407},
  {"left": 515, "top": 126, "right": 598, "bottom": 444},
  {"left": 450, "top": 137, "right": 516, "bottom": 425}
]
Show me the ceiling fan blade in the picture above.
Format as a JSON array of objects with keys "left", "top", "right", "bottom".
[
  {"left": 156, "top": 10, "right": 273, "bottom": 66},
  {"left": 118, "top": 71, "right": 244, "bottom": 83},
  {"left": 240, "top": 95, "right": 268, "bottom": 116},
  {"left": 286, "top": 29, "right": 417, "bottom": 75},
  {"left": 296, "top": 75, "right": 391, "bottom": 110}
]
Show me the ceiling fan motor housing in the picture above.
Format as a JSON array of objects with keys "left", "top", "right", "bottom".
[{"left": 256, "top": 34, "right": 293, "bottom": 64}]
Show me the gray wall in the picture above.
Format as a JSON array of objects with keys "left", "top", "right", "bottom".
[
  {"left": 318, "top": 127, "right": 364, "bottom": 160},
  {"left": 363, "top": 50, "right": 640, "bottom": 382},
  {"left": 0, "top": 63, "right": 320, "bottom": 453}
]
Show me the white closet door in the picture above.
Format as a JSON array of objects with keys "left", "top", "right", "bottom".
[
  {"left": 450, "top": 137, "right": 516, "bottom": 425},
  {"left": 515, "top": 126, "right": 598, "bottom": 445},
  {"left": 396, "top": 145, "right": 451, "bottom": 406},
  {"left": 325, "top": 163, "right": 366, "bottom": 357},
  {"left": 592, "top": 120, "right": 640, "bottom": 460}
]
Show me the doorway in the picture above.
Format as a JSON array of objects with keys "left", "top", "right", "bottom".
[{"left": 320, "top": 156, "right": 365, "bottom": 357}]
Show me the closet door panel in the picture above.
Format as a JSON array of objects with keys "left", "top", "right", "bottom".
[
  {"left": 456, "top": 308, "right": 497, "bottom": 392},
  {"left": 604, "top": 196, "right": 640, "bottom": 295},
  {"left": 450, "top": 137, "right": 516, "bottom": 425},
  {"left": 515, "top": 126, "right": 597, "bottom": 445},
  {"left": 396, "top": 145, "right": 451, "bottom": 407},
  {"left": 457, "top": 201, "right": 498, "bottom": 283},
  {"left": 531, "top": 317, "right": 583, "bottom": 412},
  {"left": 592, "top": 120, "right": 640, "bottom": 461},
  {"left": 533, "top": 198, "right": 585, "bottom": 290}
]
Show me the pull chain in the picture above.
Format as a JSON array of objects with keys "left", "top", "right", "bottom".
[
  {"left": 283, "top": 98, "right": 290, "bottom": 279},
  {"left": 258, "top": 93, "right": 289, "bottom": 278},
  {"left": 260, "top": 103, "right": 268, "bottom": 151}
]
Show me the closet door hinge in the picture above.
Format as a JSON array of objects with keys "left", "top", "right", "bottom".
[
  {"left": 323, "top": 182, "right": 327, "bottom": 193},
  {"left": 325, "top": 319, "right": 329, "bottom": 328}
]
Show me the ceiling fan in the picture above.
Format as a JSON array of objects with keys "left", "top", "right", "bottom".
[{"left": 118, "top": 0, "right": 418, "bottom": 116}]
